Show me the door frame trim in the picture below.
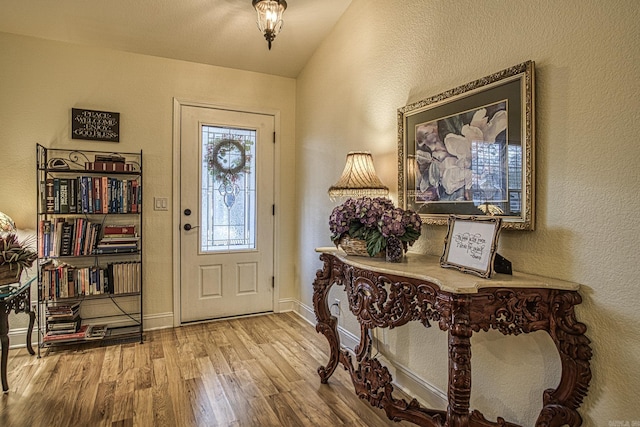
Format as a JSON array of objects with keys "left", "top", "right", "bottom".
[{"left": 172, "top": 98, "right": 281, "bottom": 327}]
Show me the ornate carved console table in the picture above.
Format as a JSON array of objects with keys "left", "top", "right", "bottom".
[{"left": 313, "top": 248, "right": 591, "bottom": 427}]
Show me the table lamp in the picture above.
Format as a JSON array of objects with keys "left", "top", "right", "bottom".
[{"left": 328, "top": 151, "right": 389, "bottom": 199}]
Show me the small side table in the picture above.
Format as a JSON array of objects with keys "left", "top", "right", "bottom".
[{"left": 0, "top": 276, "right": 36, "bottom": 393}]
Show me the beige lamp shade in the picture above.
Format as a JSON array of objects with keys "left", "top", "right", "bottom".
[
  {"left": 328, "top": 151, "right": 389, "bottom": 198},
  {"left": 0, "top": 211, "right": 16, "bottom": 236}
]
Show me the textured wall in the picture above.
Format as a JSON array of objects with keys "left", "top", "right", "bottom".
[
  {"left": 0, "top": 32, "right": 297, "bottom": 327},
  {"left": 296, "top": 0, "right": 640, "bottom": 425}
]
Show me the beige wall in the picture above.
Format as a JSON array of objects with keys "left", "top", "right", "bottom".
[
  {"left": 0, "top": 32, "right": 297, "bottom": 329},
  {"left": 296, "top": 0, "right": 640, "bottom": 425}
]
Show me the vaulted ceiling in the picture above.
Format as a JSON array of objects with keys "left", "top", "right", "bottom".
[{"left": 0, "top": 0, "right": 352, "bottom": 78}]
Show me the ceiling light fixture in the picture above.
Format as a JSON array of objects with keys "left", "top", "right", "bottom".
[
  {"left": 252, "top": 0, "right": 287, "bottom": 50},
  {"left": 328, "top": 152, "right": 389, "bottom": 199}
]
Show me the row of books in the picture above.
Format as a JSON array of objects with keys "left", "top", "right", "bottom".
[
  {"left": 39, "top": 218, "right": 100, "bottom": 257},
  {"left": 39, "top": 220, "right": 139, "bottom": 258},
  {"left": 40, "top": 261, "right": 141, "bottom": 300},
  {"left": 43, "top": 176, "right": 141, "bottom": 214}
]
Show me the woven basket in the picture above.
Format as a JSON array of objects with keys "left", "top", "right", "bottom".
[
  {"left": 0, "top": 264, "right": 22, "bottom": 286},
  {"left": 338, "top": 235, "right": 383, "bottom": 257}
]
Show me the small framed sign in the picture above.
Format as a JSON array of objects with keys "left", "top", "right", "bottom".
[
  {"left": 71, "top": 108, "right": 120, "bottom": 142},
  {"left": 440, "top": 215, "right": 502, "bottom": 278}
]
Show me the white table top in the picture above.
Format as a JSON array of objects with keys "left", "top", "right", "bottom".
[{"left": 316, "top": 247, "right": 580, "bottom": 294}]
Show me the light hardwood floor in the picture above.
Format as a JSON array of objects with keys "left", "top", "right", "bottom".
[{"left": 1, "top": 312, "right": 419, "bottom": 427}]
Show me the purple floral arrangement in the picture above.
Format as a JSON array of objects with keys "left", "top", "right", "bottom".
[{"left": 329, "top": 197, "right": 422, "bottom": 257}]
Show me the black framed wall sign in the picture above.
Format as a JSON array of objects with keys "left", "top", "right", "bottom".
[{"left": 71, "top": 108, "right": 120, "bottom": 142}]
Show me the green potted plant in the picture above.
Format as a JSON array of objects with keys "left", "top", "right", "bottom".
[{"left": 0, "top": 234, "right": 37, "bottom": 285}]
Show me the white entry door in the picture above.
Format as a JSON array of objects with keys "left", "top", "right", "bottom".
[{"left": 180, "top": 105, "right": 274, "bottom": 323}]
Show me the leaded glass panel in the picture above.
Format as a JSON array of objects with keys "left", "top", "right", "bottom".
[{"left": 200, "top": 126, "right": 256, "bottom": 252}]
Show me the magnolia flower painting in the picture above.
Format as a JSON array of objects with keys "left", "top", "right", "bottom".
[{"left": 414, "top": 101, "right": 507, "bottom": 204}]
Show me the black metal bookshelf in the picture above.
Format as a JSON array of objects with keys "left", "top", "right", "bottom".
[{"left": 36, "top": 144, "right": 143, "bottom": 355}]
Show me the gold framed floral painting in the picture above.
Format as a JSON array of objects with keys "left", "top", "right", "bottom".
[{"left": 398, "top": 61, "right": 535, "bottom": 230}]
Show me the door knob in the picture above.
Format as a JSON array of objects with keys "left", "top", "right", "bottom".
[{"left": 183, "top": 223, "right": 199, "bottom": 231}]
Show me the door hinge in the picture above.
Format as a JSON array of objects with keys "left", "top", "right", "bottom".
[
  {"left": 272, "top": 204, "right": 275, "bottom": 216},
  {"left": 273, "top": 131, "right": 276, "bottom": 144},
  {"left": 271, "top": 276, "right": 275, "bottom": 288}
]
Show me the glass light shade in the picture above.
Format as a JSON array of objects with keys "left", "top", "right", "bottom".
[
  {"left": 0, "top": 211, "right": 16, "bottom": 236},
  {"left": 252, "top": 0, "right": 287, "bottom": 50},
  {"left": 328, "top": 152, "right": 389, "bottom": 199}
]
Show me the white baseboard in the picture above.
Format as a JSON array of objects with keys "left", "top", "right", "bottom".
[
  {"left": 142, "top": 311, "right": 174, "bottom": 331},
  {"left": 276, "top": 297, "right": 296, "bottom": 313},
  {"left": 293, "top": 300, "right": 447, "bottom": 407}
]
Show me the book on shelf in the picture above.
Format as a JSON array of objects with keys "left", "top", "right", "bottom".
[
  {"left": 85, "top": 324, "right": 108, "bottom": 340},
  {"left": 53, "top": 178, "right": 60, "bottom": 213},
  {"left": 60, "top": 221, "right": 74, "bottom": 256},
  {"left": 93, "top": 177, "right": 101, "bottom": 213},
  {"left": 45, "top": 178, "right": 55, "bottom": 213},
  {"left": 46, "top": 301, "right": 80, "bottom": 316},
  {"left": 95, "top": 154, "right": 126, "bottom": 163},
  {"left": 47, "top": 316, "right": 81, "bottom": 335},
  {"left": 99, "top": 236, "right": 139, "bottom": 243},
  {"left": 47, "top": 321, "right": 79, "bottom": 331},
  {"left": 43, "top": 324, "right": 89, "bottom": 343},
  {"left": 69, "top": 178, "right": 77, "bottom": 214},
  {"left": 94, "top": 246, "right": 138, "bottom": 255},
  {"left": 102, "top": 225, "right": 136, "bottom": 236},
  {"left": 59, "top": 179, "right": 69, "bottom": 213}
]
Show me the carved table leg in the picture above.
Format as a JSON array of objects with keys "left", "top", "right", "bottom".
[
  {"left": 313, "top": 254, "right": 342, "bottom": 383},
  {"left": 26, "top": 307, "right": 35, "bottom": 356},
  {"left": 0, "top": 307, "right": 9, "bottom": 393},
  {"left": 446, "top": 296, "right": 472, "bottom": 427},
  {"left": 536, "top": 291, "right": 592, "bottom": 427}
]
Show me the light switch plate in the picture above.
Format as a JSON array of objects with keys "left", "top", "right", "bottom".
[{"left": 154, "top": 197, "right": 168, "bottom": 211}]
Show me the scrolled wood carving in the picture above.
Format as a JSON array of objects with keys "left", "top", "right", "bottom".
[
  {"left": 537, "top": 291, "right": 592, "bottom": 427},
  {"left": 344, "top": 265, "right": 441, "bottom": 330},
  {"left": 346, "top": 356, "right": 446, "bottom": 427},
  {"left": 313, "top": 253, "right": 342, "bottom": 383},
  {"left": 470, "top": 288, "right": 551, "bottom": 335}
]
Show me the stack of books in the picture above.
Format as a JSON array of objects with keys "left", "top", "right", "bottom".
[
  {"left": 85, "top": 154, "right": 137, "bottom": 172},
  {"left": 95, "top": 225, "right": 139, "bottom": 254},
  {"left": 44, "top": 302, "right": 82, "bottom": 343}
]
